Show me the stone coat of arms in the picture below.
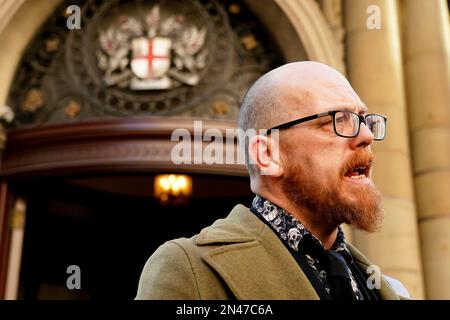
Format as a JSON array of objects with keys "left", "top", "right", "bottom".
[{"left": 97, "top": 5, "right": 208, "bottom": 90}]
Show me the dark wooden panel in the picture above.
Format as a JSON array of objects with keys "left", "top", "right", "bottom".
[{"left": 1, "top": 118, "right": 248, "bottom": 178}]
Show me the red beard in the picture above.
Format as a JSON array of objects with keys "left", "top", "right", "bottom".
[{"left": 281, "top": 152, "right": 384, "bottom": 232}]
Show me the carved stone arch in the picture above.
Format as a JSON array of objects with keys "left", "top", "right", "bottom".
[
  {"left": 0, "top": 0, "right": 64, "bottom": 105},
  {"left": 0, "top": 0, "right": 345, "bottom": 107},
  {"left": 274, "top": 0, "right": 345, "bottom": 74}
]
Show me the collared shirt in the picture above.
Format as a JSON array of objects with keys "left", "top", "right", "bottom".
[{"left": 251, "top": 195, "right": 364, "bottom": 300}]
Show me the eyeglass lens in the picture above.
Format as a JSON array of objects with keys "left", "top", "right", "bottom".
[{"left": 334, "top": 111, "right": 385, "bottom": 139}]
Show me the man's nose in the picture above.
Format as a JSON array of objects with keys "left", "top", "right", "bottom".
[{"left": 350, "top": 122, "right": 374, "bottom": 149}]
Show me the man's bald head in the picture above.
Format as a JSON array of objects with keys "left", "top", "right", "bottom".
[{"left": 238, "top": 61, "right": 358, "bottom": 176}]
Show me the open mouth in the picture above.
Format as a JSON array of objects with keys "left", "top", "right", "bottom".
[{"left": 343, "top": 162, "right": 372, "bottom": 184}]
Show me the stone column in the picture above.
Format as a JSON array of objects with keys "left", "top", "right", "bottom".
[
  {"left": 401, "top": 0, "right": 450, "bottom": 299},
  {"left": 344, "top": 0, "right": 425, "bottom": 298}
]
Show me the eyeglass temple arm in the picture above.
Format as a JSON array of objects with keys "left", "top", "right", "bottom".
[{"left": 269, "top": 111, "right": 331, "bottom": 131}]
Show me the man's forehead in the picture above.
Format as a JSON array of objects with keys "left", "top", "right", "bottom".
[
  {"left": 270, "top": 62, "right": 368, "bottom": 118},
  {"left": 282, "top": 87, "right": 368, "bottom": 117}
]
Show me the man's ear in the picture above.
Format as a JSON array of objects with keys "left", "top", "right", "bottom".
[{"left": 248, "top": 132, "right": 283, "bottom": 177}]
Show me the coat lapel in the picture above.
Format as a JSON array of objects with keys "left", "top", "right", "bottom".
[
  {"left": 197, "top": 205, "right": 320, "bottom": 300},
  {"left": 348, "top": 244, "right": 400, "bottom": 300}
]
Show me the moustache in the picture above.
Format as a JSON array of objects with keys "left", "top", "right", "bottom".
[{"left": 341, "top": 152, "right": 375, "bottom": 177}]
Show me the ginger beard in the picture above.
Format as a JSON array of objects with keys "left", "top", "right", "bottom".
[{"left": 281, "top": 151, "right": 384, "bottom": 233}]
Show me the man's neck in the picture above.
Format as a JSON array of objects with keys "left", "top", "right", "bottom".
[{"left": 305, "top": 223, "right": 338, "bottom": 250}]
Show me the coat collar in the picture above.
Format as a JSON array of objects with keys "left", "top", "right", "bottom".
[
  {"left": 196, "top": 205, "right": 400, "bottom": 300},
  {"left": 346, "top": 243, "right": 400, "bottom": 300}
]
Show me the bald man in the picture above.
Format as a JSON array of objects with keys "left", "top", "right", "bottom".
[{"left": 136, "top": 62, "right": 410, "bottom": 300}]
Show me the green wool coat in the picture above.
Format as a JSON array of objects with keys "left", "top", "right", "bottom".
[{"left": 135, "top": 204, "right": 402, "bottom": 300}]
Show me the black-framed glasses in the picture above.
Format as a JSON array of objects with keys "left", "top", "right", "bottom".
[{"left": 268, "top": 110, "right": 387, "bottom": 140}]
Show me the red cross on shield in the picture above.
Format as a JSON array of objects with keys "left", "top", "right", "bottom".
[{"left": 131, "top": 37, "right": 171, "bottom": 79}]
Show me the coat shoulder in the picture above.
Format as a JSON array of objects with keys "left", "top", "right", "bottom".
[
  {"left": 135, "top": 239, "right": 201, "bottom": 299},
  {"left": 135, "top": 234, "right": 240, "bottom": 300},
  {"left": 135, "top": 205, "right": 264, "bottom": 300}
]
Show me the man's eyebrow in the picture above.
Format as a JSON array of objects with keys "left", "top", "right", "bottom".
[
  {"left": 359, "top": 105, "right": 369, "bottom": 114},
  {"left": 359, "top": 103, "right": 369, "bottom": 113},
  {"left": 332, "top": 105, "right": 368, "bottom": 114}
]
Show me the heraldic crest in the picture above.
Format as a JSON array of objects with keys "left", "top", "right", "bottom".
[{"left": 97, "top": 5, "right": 208, "bottom": 90}]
